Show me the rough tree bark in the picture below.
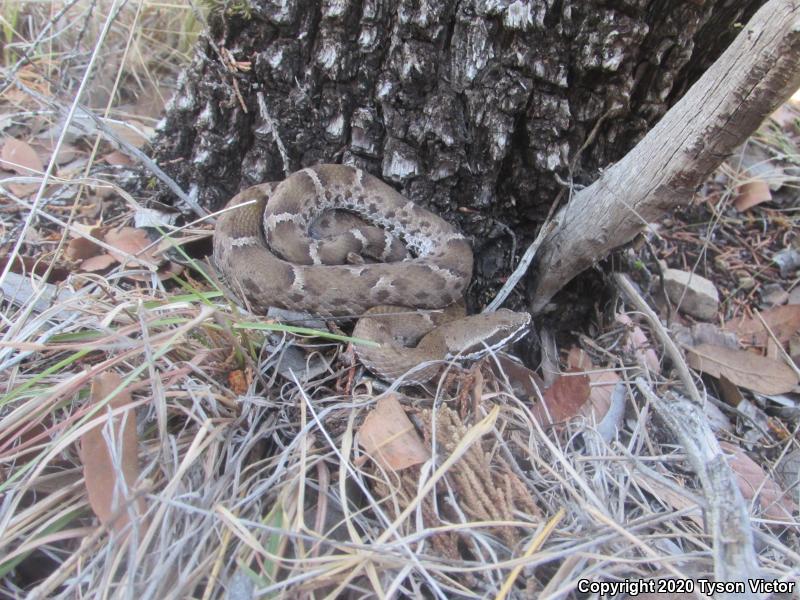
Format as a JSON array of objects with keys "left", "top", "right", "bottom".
[
  {"left": 529, "top": 0, "right": 800, "bottom": 313},
  {"left": 150, "top": 0, "right": 766, "bottom": 309}
]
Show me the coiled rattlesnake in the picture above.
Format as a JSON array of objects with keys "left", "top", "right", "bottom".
[{"left": 213, "top": 164, "right": 530, "bottom": 384}]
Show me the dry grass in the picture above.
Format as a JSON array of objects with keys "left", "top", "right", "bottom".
[{"left": 1, "top": 2, "right": 800, "bottom": 598}]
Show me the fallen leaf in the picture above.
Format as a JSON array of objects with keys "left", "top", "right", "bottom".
[
  {"left": 734, "top": 179, "right": 772, "bottom": 211},
  {"left": 720, "top": 441, "right": 796, "bottom": 522},
  {"left": 126, "top": 258, "right": 184, "bottom": 282},
  {"left": 105, "top": 120, "right": 153, "bottom": 148},
  {"left": 566, "top": 347, "right": 592, "bottom": 370},
  {"left": 616, "top": 313, "right": 660, "bottom": 372},
  {"left": 7, "top": 180, "right": 39, "bottom": 198},
  {"left": 103, "top": 150, "right": 133, "bottom": 166},
  {"left": 1, "top": 137, "right": 44, "bottom": 175},
  {"left": 32, "top": 140, "right": 80, "bottom": 166},
  {"left": 580, "top": 370, "right": 621, "bottom": 425},
  {"left": 104, "top": 227, "right": 162, "bottom": 268},
  {"left": 565, "top": 348, "right": 621, "bottom": 427},
  {"left": 227, "top": 370, "right": 248, "bottom": 395},
  {"left": 716, "top": 375, "right": 744, "bottom": 407},
  {"left": 489, "top": 354, "right": 544, "bottom": 399},
  {"left": 156, "top": 260, "right": 184, "bottom": 281},
  {"left": 766, "top": 336, "right": 781, "bottom": 361},
  {"left": 80, "top": 253, "right": 118, "bottom": 272},
  {"left": 79, "top": 372, "right": 144, "bottom": 532},
  {"left": 790, "top": 333, "right": 800, "bottom": 366},
  {"left": 531, "top": 370, "right": 591, "bottom": 426},
  {"left": 0, "top": 254, "right": 71, "bottom": 282},
  {"left": 724, "top": 305, "right": 800, "bottom": 346},
  {"left": 686, "top": 343, "right": 798, "bottom": 395},
  {"left": 357, "top": 393, "right": 430, "bottom": 471},
  {"left": 66, "top": 236, "right": 103, "bottom": 261}
]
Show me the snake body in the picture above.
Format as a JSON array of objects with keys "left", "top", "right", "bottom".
[{"left": 213, "top": 164, "right": 530, "bottom": 384}]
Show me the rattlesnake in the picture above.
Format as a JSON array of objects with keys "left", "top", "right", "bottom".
[{"left": 213, "top": 164, "right": 530, "bottom": 384}]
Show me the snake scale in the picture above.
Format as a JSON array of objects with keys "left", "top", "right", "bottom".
[{"left": 213, "top": 164, "right": 531, "bottom": 384}]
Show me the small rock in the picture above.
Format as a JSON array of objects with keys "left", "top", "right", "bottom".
[
  {"left": 760, "top": 284, "right": 788, "bottom": 308},
  {"left": 663, "top": 268, "right": 720, "bottom": 321},
  {"left": 738, "top": 276, "right": 756, "bottom": 291},
  {"left": 672, "top": 322, "right": 738, "bottom": 349},
  {"left": 773, "top": 247, "right": 800, "bottom": 278}
]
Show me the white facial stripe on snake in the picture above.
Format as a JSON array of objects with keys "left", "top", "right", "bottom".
[
  {"left": 213, "top": 164, "right": 531, "bottom": 384},
  {"left": 449, "top": 315, "right": 532, "bottom": 361}
]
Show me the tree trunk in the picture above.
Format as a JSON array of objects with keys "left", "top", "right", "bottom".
[
  {"left": 151, "top": 0, "right": 766, "bottom": 308},
  {"left": 530, "top": 0, "right": 800, "bottom": 313}
]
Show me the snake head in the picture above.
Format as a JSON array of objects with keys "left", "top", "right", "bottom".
[{"left": 441, "top": 309, "right": 532, "bottom": 360}]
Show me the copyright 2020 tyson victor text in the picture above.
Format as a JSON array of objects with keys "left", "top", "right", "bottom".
[{"left": 577, "top": 577, "right": 795, "bottom": 596}]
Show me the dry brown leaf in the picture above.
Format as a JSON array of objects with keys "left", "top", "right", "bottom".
[
  {"left": 357, "top": 393, "right": 430, "bottom": 471},
  {"left": 1, "top": 137, "right": 44, "bottom": 175},
  {"left": 564, "top": 348, "right": 620, "bottom": 423},
  {"left": 766, "top": 336, "right": 781, "bottom": 361},
  {"left": 716, "top": 375, "right": 744, "bottom": 407},
  {"left": 724, "top": 305, "right": 800, "bottom": 347},
  {"left": 566, "top": 346, "right": 592, "bottom": 370},
  {"left": 104, "top": 227, "right": 162, "bottom": 268},
  {"left": 580, "top": 370, "right": 621, "bottom": 423},
  {"left": 227, "top": 370, "right": 248, "bottom": 395},
  {"left": 80, "top": 253, "right": 118, "bottom": 272},
  {"left": 79, "top": 372, "right": 144, "bottom": 532},
  {"left": 734, "top": 179, "right": 772, "bottom": 211},
  {"left": 686, "top": 343, "right": 798, "bottom": 395},
  {"left": 32, "top": 140, "right": 81, "bottom": 166},
  {"left": 790, "top": 333, "right": 800, "bottom": 367},
  {"left": 489, "top": 354, "right": 544, "bottom": 399},
  {"left": 157, "top": 261, "right": 184, "bottom": 280},
  {"left": 8, "top": 181, "right": 40, "bottom": 198},
  {"left": 105, "top": 120, "right": 153, "bottom": 148},
  {"left": 103, "top": 150, "right": 133, "bottom": 166},
  {"left": 616, "top": 313, "right": 660, "bottom": 372},
  {"left": 0, "top": 254, "right": 69, "bottom": 281},
  {"left": 66, "top": 236, "right": 103, "bottom": 261},
  {"left": 720, "top": 441, "right": 796, "bottom": 522},
  {"left": 531, "top": 370, "right": 591, "bottom": 426},
  {"left": 127, "top": 259, "right": 184, "bottom": 282}
]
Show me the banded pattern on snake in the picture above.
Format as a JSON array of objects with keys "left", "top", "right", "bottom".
[{"left": 213, "top": 164, "right": 530, "bottom": 384}]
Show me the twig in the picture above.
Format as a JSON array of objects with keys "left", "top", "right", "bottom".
[
  {"left": 613, "top": 272, "right": 703, "bottom": 405},
  {"left": 636, "top": 379, "right": 762, "bottom": 586},
  {"left": 484, "top": 219, "right": 555, "bottom": 313}
]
